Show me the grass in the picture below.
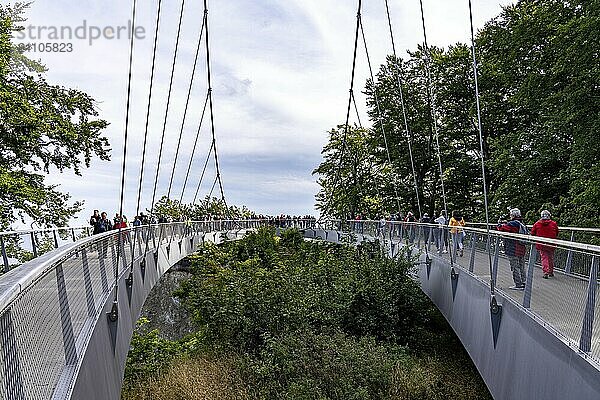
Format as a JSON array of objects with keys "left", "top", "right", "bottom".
[{"left": 122, "top": 356, "right": 250, "bottom": 400}]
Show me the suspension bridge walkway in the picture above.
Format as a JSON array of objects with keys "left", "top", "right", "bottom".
[
  {"left": 307, "top": 220, "right": 600, "bottom": 400},
  {"left": 0, "top": 219, "right": 599, "bottom": 399},
  {"left": 2, "top": 0, "right": 597, "bottom": 397}
]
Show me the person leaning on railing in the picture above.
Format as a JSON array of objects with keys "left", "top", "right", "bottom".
[{"left": 531, "top": 210, "right": 559, "bottom": 279}]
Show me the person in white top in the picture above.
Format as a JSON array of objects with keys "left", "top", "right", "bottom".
[{"left": 434, "top": 211, "right": 448, "bottom": 254}]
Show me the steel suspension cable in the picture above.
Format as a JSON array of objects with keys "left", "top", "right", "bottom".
[
  {"left": 418, "top": 0, "right": 453, "bottom": 265},
  {"left": 208, "top": 174, "right": 218, "bottom": 199},
  {"left": 166, "top": 16, "right": 207, "bottom": 198},
  {"left": 418, "top": 0, "right": 448, "bottom": 218},
  {"left": 384, "top": 0, "right": 422, "bottom": 219},
  {"left": 203, "top": 3, "right": 224, "bottom": 201},
  {"left": 147, "top": 0, "right": 186, "bottom": 225},
  {"left": 468, "top": 0, "right": 494, "bottom": 293},
  {"left": 351, "top": 77, "right": 383, "bottom": 207},
  {"left": 351, "top": 91, "right": 363, "bottom": 128},
  {"left": 135, "top": 0, "right": 162, "bottom": 220},
  {"left": 114, "top": 0, "right": 138, "bottom": 304},
  {"left": 192, "top": 141, "right": 215, "bottom": 204},
  {"left": 204, "top": 1, "right": 236, "bottom": 221},
  {"left": 359, "top": 17, "right": 401, "bottom": 213},
  {"left": 319, "top": 0, "right": 362, "bottom": 222},
  {"left": 179, "top": 90, "right": 210, "bottom": 203}
]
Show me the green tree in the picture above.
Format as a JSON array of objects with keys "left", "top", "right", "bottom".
[
  {"left": 151, "top": 195, "right": 255, "bottom": 221},
  {"left": 366, "top": 47, "right": 485, "bottom": 219},
  {"left": 313, "top": 125, "right": 385, "bottom": 219},
  {"left": 477, "top": 0, "right": 573, "bottom": 220},
  {"left": 318, "top": 1, "right": 600, "bottom": 226},
  {"left": 0, "top": 3, "right": 110, "bottom": 229}
]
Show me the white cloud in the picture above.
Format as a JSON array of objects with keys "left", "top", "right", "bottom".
[{"left": 11, "top": 0, "right": 515, "bottom": 225}]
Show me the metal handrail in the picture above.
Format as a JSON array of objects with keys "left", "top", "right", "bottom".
[
  {"left": 0, "top": 219, "right": 318, "bottom": 272},
  {"left": 0, "top": 225, "right": 91, "bottom": 238},
  {"left": 317, "top": 220, "right": 600, "bottom": 359},
  {"left": 0, "top": 219, "right": 317, "bottom": 400},
  {"left": 336, "top": 219, "right": 600, "bottom": 254}
]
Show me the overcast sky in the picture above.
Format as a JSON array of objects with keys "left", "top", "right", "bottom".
[{"left": 11, "top": 0, "right": 514, "bottom": 225}]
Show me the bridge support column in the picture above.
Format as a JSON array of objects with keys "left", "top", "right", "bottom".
[{"left": 579, "top": 256, "right": 598, "bottom": 352}]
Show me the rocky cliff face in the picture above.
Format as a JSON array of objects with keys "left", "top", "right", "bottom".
[{"left": 137, "top": 261, "right": 194, "bottom": 341}]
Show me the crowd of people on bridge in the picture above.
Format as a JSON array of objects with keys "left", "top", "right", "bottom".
[
  {"left": 89, "top": 210, "right": 316, "bottom": 234},
  {"left": 355, "top": 207, "right": 560, "bottom": 289}
]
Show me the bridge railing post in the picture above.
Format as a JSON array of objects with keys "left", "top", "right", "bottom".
[
  {"left": 565, "top": 231, "right": 575, "bottom": 274},
  {"left": 56, "top": 262, "right": 78, "bottom": 366},
  {"left": 523, "top": 245, "right": 537, "bottom": 309},
  {"left": 469, "top": 232, "right": 477, "bottom": 273},
  {"left": 579, "top": 256, "right": 599, "bottom": 353},
  {"left": 30, "top": 231, "right": 38, "bottom": 258},
  {"left": 81, "top": 248, "right": 96, "bottom": 318},
  {"left": 1, "top": 235, "right": 10, "bottom": 273},
  {"left": 492, "top": 236, "right": 500, "bottom": 289}
]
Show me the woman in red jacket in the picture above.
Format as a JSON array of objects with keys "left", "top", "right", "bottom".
[{"left": 530, "top": 210, "right": 559, "bottom": 279}]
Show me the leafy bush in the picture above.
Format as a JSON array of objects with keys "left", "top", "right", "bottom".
[
  {"left": 126, "top": 227, "right": 491, "bottom": 399},
  {"left": 240, "top": 329, "right": 410, "bottom": 399},
  {"left": 124, "top": 318, "right": 184, "bottom": 386}
]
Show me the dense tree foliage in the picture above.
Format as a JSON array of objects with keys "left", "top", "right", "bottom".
[
  {"left": 315, "top": 0, "right": 600, "bottom": 226},
  {"left": 0, "top": 4, "right": 109, "bottom": 229},
  {"left": 124, "top": 228, "right": 491, "bottom": 399},
  {"left": 151, "top": 195, "right": 255, "bottom": 221},
  {"left": 313, "top": 125, "right": 387, "bottom": 219}
]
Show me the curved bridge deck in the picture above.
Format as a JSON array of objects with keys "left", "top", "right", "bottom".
[
  {"left": 305, "top": 222, "right": 600, "bottom": 400},
  {"left": 1, "top": 219, "right": 599, "bottom": 400}
]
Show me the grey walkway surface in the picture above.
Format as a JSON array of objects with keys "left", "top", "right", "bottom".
[{"left": 411, "top": 242, "right": 600, "bottom": 362}]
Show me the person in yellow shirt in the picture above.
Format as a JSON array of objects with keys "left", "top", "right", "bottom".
[{"left": 449, "top": 210, "right": 466, "bottom": 257}]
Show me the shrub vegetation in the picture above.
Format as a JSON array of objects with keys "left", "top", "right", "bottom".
[{"left": 123, "top": 227, "right": 491, "bottom": 399}]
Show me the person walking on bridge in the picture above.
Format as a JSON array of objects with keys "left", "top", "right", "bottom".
[
  {"left": 497, "top": 208, "right": 528, "bottom": 290},
  {"left": 531, "top": 210, "right": 559, "bottom": 279},
  {"left": 90, "top": 210, "right": 101, "bottom": 234},
  {"left": 434, "top": 211, "right": 448, "bottom": 254},
  {"left": 449, "top": 210, "right": 466, "bottom": 257},
  {"left": 420, "top": 213, "right": 432, "bottom": 245},
  {"left": 405, "top": 211, "right": 417, "bottom": 243}
]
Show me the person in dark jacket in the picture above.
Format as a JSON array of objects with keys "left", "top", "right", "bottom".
[
  {"left": 497, "top": 208, "right": 528, "bottom": 290},
  {"left": 420, "top": 213, "right": 431, "bottom": 245},
  {"left": 91, "top": 211, "right": 112, "bottom": 235},
  {"left": 90, "top": 210, "right": 101, "bottom": 234},
  {"left": 405, "top": 211, "right": 417, "bottom": 243},
  {"left": 531, "top": 210, "right": 559, "bottom": 279}
]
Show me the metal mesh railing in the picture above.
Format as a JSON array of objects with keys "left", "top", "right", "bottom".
[
  {"left": 0, "top": 219, "right": 316, "bottom": 400},
  {"left": 340, "top": 220, "right": 600, "bottom": 363},
  {"left": 0, "top": 227, "right": 92, "bottom": 274}
]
